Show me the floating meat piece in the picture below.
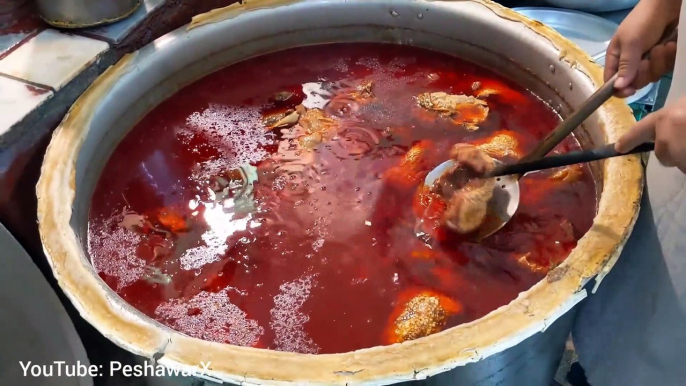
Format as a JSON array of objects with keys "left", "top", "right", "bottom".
[
  {"left": 273, "top": 91, "right": 294, "bottom": 102},
  {"left": 263, "top": 90, "right": 307, "bottom": 130},
  {"left": 385, "top": 289, "right": 463, "bottom": 344},
  {"left": 506, "top": 216, "right": 576, "bottom": 274},
  {"left": 290, "top": 107, "right": 339, "bottom": 149},
  {"left": 351, "top": 80, "right": 374, "bottom": 99},
  {"left": 157, "top": 208, "right": 189, "bottom": 233},
  {"left": 440, "top": 144, "right": 496, "bottom": 234},
  {"left": 476, "top": 89, "right": 497, "bottom": 98},
  {"left": 327, "top": 80, "right": 375, "bottom": 117},
  {"left": 142, "top": 266, "right": 173, "bottom": 285},
  {"left": 550, "top": 164, "right": 584, "bottom": 184},
  {"left": 450, "top": 144, "right": 496, "bottom": 174},
  {"left": 118, "top": 211, "right": 146, "bottom": 232},
  {"left": 517, "top": 253, "right": 548, "bottom": 274},
  {"left": 299, "top": 108, "right": 338, "bottom": 137},
  {"left": 472, "top": 79, "right": 528, "bottom": 103},
  {"left": 416, "top": 92, "right": 489, "bottom": 130},
  {"left": 298, "top": 132, "right": 323, "bottom": 149},
  {"left": 116, "top": 207, "right": 178, "bottom": 237},
  {"left": 384, "top": 140, "right": 436, "bottom": 188},
  {"left": 475, "top": 131, "right": 523, "bottom": 159},
  {"left": 263, "top": 110, "right": 300, "bottom": 130}
]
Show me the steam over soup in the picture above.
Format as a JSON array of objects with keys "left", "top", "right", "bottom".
[{"left": 88, "top": 43, "right": 596, "bottom": 354}]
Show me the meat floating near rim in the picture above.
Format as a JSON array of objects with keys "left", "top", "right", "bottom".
[
  {"left": 417, "top": 91, "right": 490, "bottom": 131},
  {"left": 85, "top": 43, "right": 598, "bottom": 354}
]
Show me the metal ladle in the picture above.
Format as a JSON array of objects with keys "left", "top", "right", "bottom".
[
  {"left": 425, "top": 27, "right": 677, "bottom": 239},
  {"left": 425, "top": 142, "right": 654, "bottom": 239}
]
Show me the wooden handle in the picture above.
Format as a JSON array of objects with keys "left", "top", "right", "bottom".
[
  {"left": 485, "top": 142, "right": 655, "bottom": 178},
  {"left": 519, "top": 76, "right": 618, "bottom": 164}
]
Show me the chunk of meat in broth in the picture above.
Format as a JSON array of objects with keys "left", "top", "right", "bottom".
[
  {"left": 438, "top": 144, "right": 497, "bottom": 234},
  {"left": 517, "top": 253, "right": 549, "bottom": 274},
  {"left": 262, "top": 107, "right": 302, "bottom": 131},
  {"left": 549, "top": 164, "right": 584, "bottom": 184},
  {"left": 384, "top": 140, "right": 439, "bottom": 189},
  {"left": 156, "top": 207, "right": 190, "bottom": 233},
  {"left": 261, "top": 89, "right": 307, "bottom": 131},
  {"left": 263, "top": 104, "right": 340, "bottom": 150},
  {"left": 416, "top": 92, "right": 489, "bottom": 131},
  {"left": 298, "top": 107, "right": 339, "bottom": 148},
  {"left": 327, "top": 80, "right": 375, "bottom": 117},
  {"left": 351, "top": 80, "right": 374, "bottom": 99},
  {"left": 384, "top": 289, "right": 463, "bottom": 344},
  {"left": 512, "top": 216, "right": 576, "bottom": 274},
  {"left": 474, "top": 130, "right": 525, "bottom": 161},
  {"left": 264, "top": 111, "right": 300, "bottom": 130},
  {"left": 471, "top": 78, "right": 529, "bottom": 104}
]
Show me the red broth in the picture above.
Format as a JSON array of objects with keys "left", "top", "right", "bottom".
[{"left": 88, "top": 43, "right": 596, "bottom": 354}]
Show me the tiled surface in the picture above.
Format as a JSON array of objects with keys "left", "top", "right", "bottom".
[
  {"left": 0, "top": 29, "right": 109, "bottom": 91},
  {"left": 82, "top": 0, "right": 166, "bottom": 44},
  {"left": 0, "top": 31, "right": 33, "bottom": 58},
  {"left": 0, "top": 0, "right": 173, "bottom": 139},
  {"left": 0, "top": 76, "right": 52, "bottom": 136},
  {"left": 0, "top": 11, "right": 45, "bottom": 59}
]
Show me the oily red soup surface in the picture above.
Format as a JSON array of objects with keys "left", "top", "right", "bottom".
[{"left": 88, "top": 43, "right": 596, "bottom": 354}]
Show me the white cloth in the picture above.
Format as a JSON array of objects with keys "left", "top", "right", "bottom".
[{"left": 572, "top": 3, "right": 686, "bottom": 385}]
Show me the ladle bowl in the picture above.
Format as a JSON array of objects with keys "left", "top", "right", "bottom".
[{"left": 424, "top": 159, "right": 520, "bottom": 240}]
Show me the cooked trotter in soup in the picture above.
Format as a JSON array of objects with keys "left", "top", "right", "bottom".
[
  {"left": 434, "top": 144, "right": 497, "bottom": 234},
  {"left": 385, "top": 288, "right": 463, "bottom": 344},
  {"left": 87, "top": 43, "right": 596, "bottom": 354}
]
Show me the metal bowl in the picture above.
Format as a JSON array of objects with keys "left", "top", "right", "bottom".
[
  {"left": 35, "top": 0, "right": 141, "bottom": 29},
  {"left": 36, "top": 1, "right": 643, "bottom": 384}
]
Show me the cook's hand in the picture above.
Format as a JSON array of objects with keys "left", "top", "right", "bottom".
[
  {"left": 605, "top": 0, "right": 680, "bottom": 97},
  {"left": 616, "top": 96, "right": 686, "bottom": 172}
]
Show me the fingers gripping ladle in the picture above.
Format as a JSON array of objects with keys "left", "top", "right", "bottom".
[{"left": 425, "top": 27, "right": 677, "bottom": 240}]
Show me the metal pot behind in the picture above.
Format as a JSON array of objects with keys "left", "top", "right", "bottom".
[{"left": 35, "top": 0, "right": 140, "bottom": 29}]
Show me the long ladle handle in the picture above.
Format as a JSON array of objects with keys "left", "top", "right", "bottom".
[
  {"left": 485, "top": 142, "right": 655, "bottom": 178},
  {"left": 517, "top": 26, "right": 678, "bottom": 167}
]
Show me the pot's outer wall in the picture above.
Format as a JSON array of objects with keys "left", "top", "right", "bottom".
[{"left": 36, "top": 0, "right": 643, "bottom": 385}]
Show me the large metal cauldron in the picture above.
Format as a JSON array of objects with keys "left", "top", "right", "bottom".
[{"left": 36, "top": 0, "right": 643, "bottom": 385}]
